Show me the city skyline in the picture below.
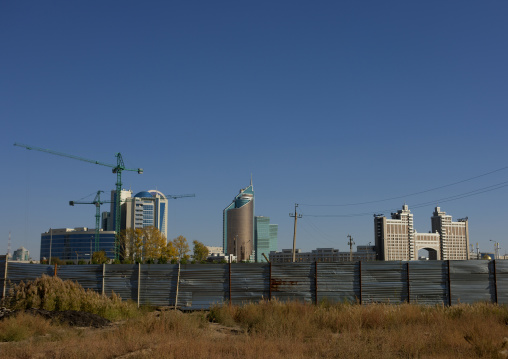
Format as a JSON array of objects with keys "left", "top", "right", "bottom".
[{"left": 2, "top": 1, "right": 507, "bottom": 259}]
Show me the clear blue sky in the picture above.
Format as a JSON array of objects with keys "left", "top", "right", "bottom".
[{"left": 1, "top": 1, "right": 507, "bottom": 259}]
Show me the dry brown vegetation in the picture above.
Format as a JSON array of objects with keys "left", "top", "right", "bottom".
[
  {"left": 1, "top": 301, "right": 508, "bottom": 358},
  {"left": 2, "top": 276, "right": 508, "bottom": 358}
]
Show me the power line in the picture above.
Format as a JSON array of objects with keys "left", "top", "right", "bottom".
[
  {"left": 302, "top": 180, "right": 508, "bottom": 218},
  {"left": 300, "top": 165, "right": 508, "bottom": 207}
]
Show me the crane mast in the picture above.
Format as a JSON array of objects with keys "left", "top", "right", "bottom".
[
  {"left": 69, "top": 190, "right": 110, "bottom": 252},
  {"left": 14, "top": 143, "right": 143, "bottom": 260}
]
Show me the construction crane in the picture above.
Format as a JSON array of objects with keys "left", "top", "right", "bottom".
[
  {"left": 69, "top": 190, "right": 111, "bottom": 253},
  {"left": 14, "top": 143, "right": 143, "bottom": 259}
]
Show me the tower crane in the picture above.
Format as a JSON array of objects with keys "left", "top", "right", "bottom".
[
  {"left": 14, "top": 143, "right": 143, "bottom": 259},
  {"left": 69, "top": 190, "right": 112, "bottom": 253}
]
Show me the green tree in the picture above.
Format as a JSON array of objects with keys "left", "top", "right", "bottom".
[
  {"left": 193, "top": 240, "right": 209, "bottom": 262},
  {"left": 172, "top": 235, "right": 190, "bottom": 262}
]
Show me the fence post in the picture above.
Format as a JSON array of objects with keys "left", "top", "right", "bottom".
[
  {"left": 54, "top": 263, "right": 58, "bottom": 277},
  {"left": 137, "top": 263, "right": 141, "bottom": 308},
  {"left": 447, "top": 260, "right": 452, "bottom": 306},
  {"left": 2, "top": 255, "right": 8, "bottom": 299},
  {"left": 269, "top": 262, "right": 272, "bottom": 301},
  {"left": 314, "top": 261, "right": 318, "bottom": 305},
  {"left": 359, "top": 261, "right": 362, "bottom": 305},
  {"left": 102, "top": 263, "right": 106, "bottom": 296},
  {"left": 228, "top": 262, "right": 232, "bottom": 305},
  {"left": 175, "top": 262, "right": 181, "bottom": 310},
  {"left": 406, "top": 262, "right": 410, "bottom": 304},
  {"left": 493, "top": 260, "right": 498, "bottom": 304}
]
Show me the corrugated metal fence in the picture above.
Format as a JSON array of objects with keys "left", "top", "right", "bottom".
[{"left": 1, "top": 256, "right": 506, "bottom": 310}]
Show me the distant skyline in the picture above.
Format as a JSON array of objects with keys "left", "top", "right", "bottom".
[{"left": 1, "top": 1, "right": 507, "bottom": 259}]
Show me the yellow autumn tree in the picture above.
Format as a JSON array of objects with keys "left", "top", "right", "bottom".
[
  {"left": 172, "top": 235, "right": 190, "bottom": 262},
  {"left": 193, "top": 240, "right": 209, "bottom": 262},
  {"left": 142, "top": 226, "right": 167, "bottom": 263}
]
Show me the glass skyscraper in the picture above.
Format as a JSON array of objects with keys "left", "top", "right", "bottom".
[{"left": 254, "top": 216, "right": 278, "bottom": 262}]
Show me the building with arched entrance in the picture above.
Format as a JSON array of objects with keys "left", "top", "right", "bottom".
[{"left": 374, "top": 205, "right": 469, "bottom": 261}]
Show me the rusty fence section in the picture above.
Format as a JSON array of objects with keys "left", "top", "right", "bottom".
[{"left": 1, "top": 260, "right": 505, "bottom": 309}]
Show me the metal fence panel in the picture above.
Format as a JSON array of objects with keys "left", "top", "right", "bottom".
[
  {"left": 361, "top": 261, "right": 408, "bottom": 304},
  {"left": 58, "top": 265, "right": 104, "bottom": 292},
  {"left": 450, "top": 261, "right": 491, "bottom": 304},
  {"left": 270, "top": 263, "right": 314, "bottom": 304},
  {"left": 407, "top": 261, "right": 447, "bottom": 305},
  {"left": 496, "top": 260, "right": 508, "bottom": 305},
  {"left": 5, "top": 263, "right": 54, "bottom": 297},
  {"left": 139, "top": 264, "right": 179, "bottom": 307},
  {"left": 231, "top": 263, "right": 269, "bottom": 304},
  {"left": 103, "top": 264, "right": 138, "bottom": 301},
  {"left": 317, "top": 263, "right": 359, "bottom": 304},
  {"left": 178, "top": 264, "right": 228, "bottom": 310}
]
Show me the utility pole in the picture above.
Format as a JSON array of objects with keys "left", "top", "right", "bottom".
[
  {"left": 289, "top": 203, "right": 302, "bottom": 263},
  {"left": 347, "top": 234, "right": 355, "bottom": 262}
]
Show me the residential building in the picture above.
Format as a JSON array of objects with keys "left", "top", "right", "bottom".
[
  {"left": 40, "top": 227, "right": 115, "bottom": 262},
  {"left": 374, "top": 205, "right": 469, "bottom": 261},
  {"left": 223, "top": 181, "right": 254, "bottom": 261}
]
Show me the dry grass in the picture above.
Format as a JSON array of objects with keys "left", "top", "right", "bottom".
[{"left": 0, "top": 301, "right": 507, "bottom": 358}]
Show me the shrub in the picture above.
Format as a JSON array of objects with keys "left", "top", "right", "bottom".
[
  {"left": 0, "top": 312, "right": 54, "bottom": 342},
  {"left": 3, "top": 275, "right": 138, "bottom": 320}
]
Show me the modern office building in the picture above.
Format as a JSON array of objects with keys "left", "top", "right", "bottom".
[
  {"left": 269, "top": 246, "right": 376, "bottom": 263},
  {"left": 374, "top": 205, "right": 469, "bottom": 261},
  {"left": 104, "top": 189, "right": 169, "bottom": 238},
  {"left": 109, "top": 189, "right": 134, "bottom": 232},
  {"left": 223, "top": 181, "right": 254, "bottom": 261},
  {"left": 124, "top": 190, "right": 169, "bottom": 238},
  {"left": 40, "top": 227, "right": 116, "bottom": 262},
  {"left": 254, "top": 216, "right": 278, "bottom": 262}
]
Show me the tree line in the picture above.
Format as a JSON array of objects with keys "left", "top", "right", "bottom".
[{"left": 43, "top": 226, "right": 210, "bottom": 265}]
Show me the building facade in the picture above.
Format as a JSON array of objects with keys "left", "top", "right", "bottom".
[
  {"left": 223, "top": 181, "right": 254, "bottom": 261},
  {"left": 269, "top": 246, "right": 376, "bottom": 263},
  {"left": 124, "top": 190, "right": 169, "bottom": 238},
  {"left": 374, "top": 205, "right": 469, "bottom": 261},
  {"left": 40, "top": 227, "right": 116, "bottom": 262},
  {"left": 12, "top": 246, "right": 30, "bottom": 262},
  {"left": 254, "top": 216, "right": 278, "bottom": 262}
]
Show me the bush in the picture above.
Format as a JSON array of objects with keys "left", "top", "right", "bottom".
[
  {"left": 3, "top": 275, "right": 138, "bottom": 320},
  {"left": 0, "top": 312, "right": 54, "bottom": 342}
]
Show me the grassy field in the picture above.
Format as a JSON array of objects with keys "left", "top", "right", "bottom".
[{"left": 1, "top": 301, "right": 508, "bottom": 358}]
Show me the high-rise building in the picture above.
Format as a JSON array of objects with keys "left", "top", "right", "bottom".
[
  {"left": 374, "top": 205, "right": 469, "bottom": 261},
  {"left": 223, "top": 181, "right": 254, "bottom": 261},
  {"left": 110, "top": 189, "right": 134, "bottom": 232},
  {"left": 124, "top": 190, "right": 169, "bottom": 238},
  {"left": 254, "top": 216, "right": 278, "bottom": 262},
  {"left": 431, "top": 207, "right": 469, "bottom": 260}
]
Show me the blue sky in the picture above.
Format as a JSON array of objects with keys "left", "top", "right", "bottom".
[{"left": 1, "top": 1, "right": 507, "bottom": 259}]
